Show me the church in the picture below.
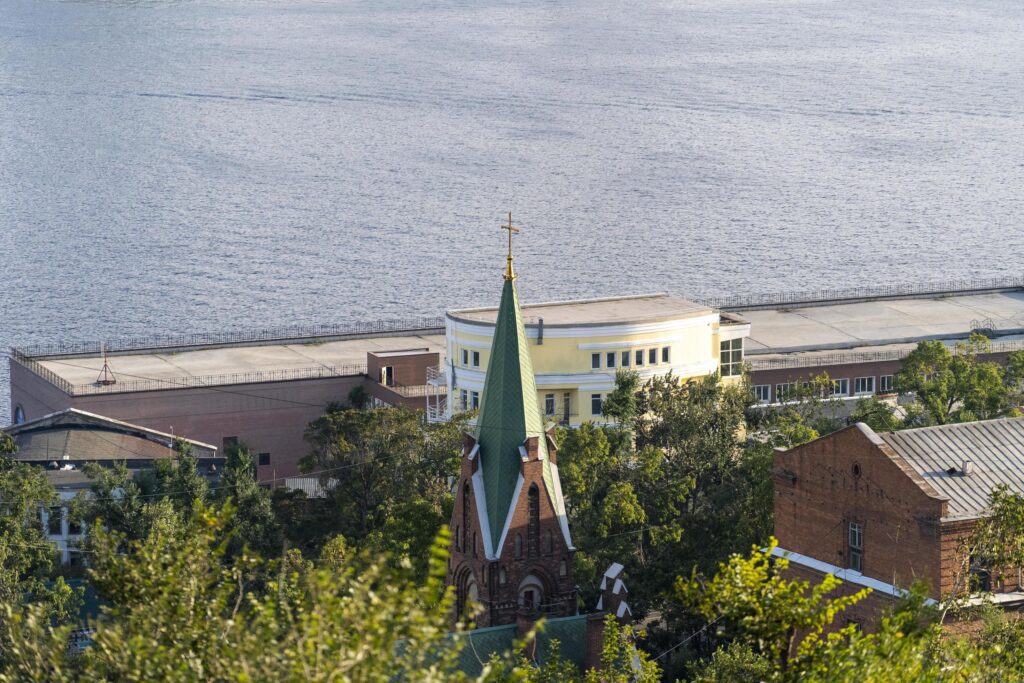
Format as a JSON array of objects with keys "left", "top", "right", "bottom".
[{"left": 447, "top": 217, "right": 577, "bottom": 626}]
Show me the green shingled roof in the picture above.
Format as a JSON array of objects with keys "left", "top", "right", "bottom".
[
  {"left": 455, "top": 615, "right": 589, "bottom": 676},
  {"left": 474, "top": 276, "right": 548, "bottom": 553}
]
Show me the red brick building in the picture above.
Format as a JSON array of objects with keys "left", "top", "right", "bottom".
[
  {"left": 773, "top": 419, "right": 1024, "bottom": 627},
  {"left": 448, "top": 257, "right": 576, "bottom": 626}
]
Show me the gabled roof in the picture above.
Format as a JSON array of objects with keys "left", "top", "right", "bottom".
[
  {"left": 880, "top": 418, "right": 1024, "bottom": 520},
  {"left": 474, "top": 277, "right": 549, "bottom": 551},
  {"left": 5, "top": 408, "right": 218, "bottom": 461}
]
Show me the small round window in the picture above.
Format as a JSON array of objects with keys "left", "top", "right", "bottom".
[{"left": 13, "top": 405, "right": 25, "bottom": 425}]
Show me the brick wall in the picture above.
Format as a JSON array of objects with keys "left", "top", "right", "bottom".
[
  {"left": 448, "top": 433, "right": 576, "bottom": 628},
  {"left": 774, "top": 424, "right": 947, "bottom": 599}
]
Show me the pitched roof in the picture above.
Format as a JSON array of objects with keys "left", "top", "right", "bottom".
[
  {"left": 454, "top": 615, "right": 589, "bottom": 676},
  {"left": 5, "top": 408, "right": 218, "bottom": 461},
  {"left": 474, "top": 277, "right": 549, "bottom": 551},
  {"left": 880, "top": 418, "right": 1024, "bottom": 520}
]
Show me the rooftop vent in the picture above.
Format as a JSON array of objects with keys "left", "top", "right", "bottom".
[{"left": 962, "top": 460, "right": 974, "bottom": 476}]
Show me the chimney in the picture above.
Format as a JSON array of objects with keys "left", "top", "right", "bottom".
[{"left": 962, "top": 460, "right": 974, "bottom": 476}]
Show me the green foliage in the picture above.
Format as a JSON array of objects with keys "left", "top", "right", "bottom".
[
  {"left": 0, "top": 454, "right": 82, "bottom": 672},
  {"left": 0, "top": 432, "right": 16, "bottom": 456},
  {"left": 688, "top": 642, "right": 774, "bottom": 683},
  {"left": 849, "top": 397, "right": 902, "bottom": 433},
  {"left": 300, "top": 406, "right": 466, "bottom": 578},
  {"left": 2, "top": 506, "right": 477, "bottom": 681},
  {"left": 674, "top": 539, "right": 870, "bottom": 671},
  {"left": 217, "top": 443, "right": 281, "bottom": 557},
  {"left": 601, "top": 369, "right": 641, "bottom": 426},
  {"left": 896, "top": 334, "right": 1015, "bottom": 425}
]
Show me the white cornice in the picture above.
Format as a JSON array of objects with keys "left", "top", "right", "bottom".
[
  {"left": 719, "top": 323, "right": 752, "bottom": 342},
  {"left": 447, "top": 313, "right": 720, "bottom": 341},
  {"left": 493, "top": 473, "right": 524, "bottom": 560},
  {"left": 450, "top": 360, "right": 720, "bottom": 391}
]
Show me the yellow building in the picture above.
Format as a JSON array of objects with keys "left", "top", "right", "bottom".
[{"left": 445, "top": 293, "right": 750, "bottom": 425}]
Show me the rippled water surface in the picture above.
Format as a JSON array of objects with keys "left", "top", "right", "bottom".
[{"left": 2, "top": 0, "right": 1024, "bottom": 421}]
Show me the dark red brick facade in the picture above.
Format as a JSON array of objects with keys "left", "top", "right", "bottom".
[{"left": 447, "top": 431, "right": 576, "bottom": 627}]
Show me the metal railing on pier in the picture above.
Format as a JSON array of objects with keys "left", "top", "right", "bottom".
[
  {"left": 14, "top": 317, "right": 446, "bottom": 359},
  {"left": 700, "top": 275, "right": 1024, "bottom": 311}
]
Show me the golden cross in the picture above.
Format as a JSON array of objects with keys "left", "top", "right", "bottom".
[{"left": 501, "top": 211, "right": 519, "bottom": 280}]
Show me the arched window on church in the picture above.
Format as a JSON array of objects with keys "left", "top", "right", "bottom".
[
  {"left": 472, "top": 532, "right": 477, "bottom": 558},
  {"left": 514, "top": 533, "right": 523, "bottom": 559},
  {"left": 527, "top": 485, "right": 540, "bottom": 557},
  {"left": 543, "top": 529, "right": 553, "bottom": 555},
  {"left": 454, "top": 526, "right": 460, "bottom": 551},
  {"left": 462, "top": 482, "right": 471, "bottom": 553}
]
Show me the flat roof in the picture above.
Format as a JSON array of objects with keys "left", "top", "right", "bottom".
[
  {"left": 31, "top": 333, "right": 446, "bottom": 394},
  {"left": 448, "top": 293, "right": 711, "bottom": 327},
  {"left": 741, "top": 291, "right": 1024, "bottom": 355}
]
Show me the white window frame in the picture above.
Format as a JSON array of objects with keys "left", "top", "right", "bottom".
[
  {"left": 471, "top": 391, "right": 479, "bottom": 410},
  {"left": 661, "top": 346, "right": 670, "bottom": 364},
  {"left": 461, "top": 349, "right": 469, "bottom": 366},
  {"left": 460, "top": 389, "right": 468, "bottom": 411},
  {"left": 591, "top": 393, "right": 602, "bottom": 416},
  {"left": 544, "top": 393, "right": 555, "bottom": 416},
  {"left": 591, "top": 353, "right": 601, "bottom": 370},
  {"left": 621, "top": 351, "right": 631, "bottom": 367},
  {"left": 754, "top": 385, "right": 771, "bottom": 403},
  {"left": 606, "top": 352, "right": 616, "bottom": 369},
  {"left": 879, "top": 375, "right": 894, "bottom": 393},
  {"left": 848, "top": 521, "right": 864, "bottom": 571},
  {"left": 720, "top": 338, "right": 744, "bottom": 377},
  {"left": 854, "top": 376, "right": 875, "bottom": 395},
  {"left": 472, "top": 351, "right": 480, "bottom": 368},
  {"left": 830, "top": 378, "right": 849, "bottom": 397},
  {"left": 635, "top": 350, "right": 644, "bottom": 367},
  {"left": 648, "top": 348, "right": 658, "bottom": 365},
  {"left": 776, "top": 383, "right": 796, "bottom": 401}
]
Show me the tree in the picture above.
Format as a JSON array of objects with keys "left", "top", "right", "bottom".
[
  {"left": 849, "top": 397, "right": 901, "bottom": 433},
  {"left": 217, "top": 443, "right": 281, "bottom": 557},
  {"left": 896, "top": 334, "right": 1015, "bottom": 425},
  {"left": 0, "top": 453, "right": 81, "bottom": 667},
  {"left": 602, "top": 369, "right": 641, "bottom": 426},
  {"left": 556, "top": 423, "right": 654, "bottom": 604},
  {"left": 673, "top": 539, "right": 870, "bottom": 672},
  {"left": 300, "top": 406, "right": 466, "bottom": 576}
]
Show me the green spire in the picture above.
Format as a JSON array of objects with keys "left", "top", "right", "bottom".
[{"left": 474, "top": 276, "right": 547, "bottom": 551}]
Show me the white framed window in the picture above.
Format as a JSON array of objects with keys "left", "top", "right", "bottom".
[
  {"left": 776, "top": 383, "right": 796, "bottom": 401},
  {"left": 648, "top": 348, "right": 658, "bottom": 365},
  {"left": 830, "top": 379, "right": 849, "bottom": 397},
  {"left": 754, "top": 385, "right": 771, "bottom": 403},
  {"left": 661, "top": 346, "right": 670, "bottom": 363},
  {"left": 621, "top": 351, "right": 631, "bottom": 367},
  {"left": 461, "top": 349, "right": 469, "bottom": 365},
  {"left": 544, "top": 394, "right": 555, "bottom": 416},
  {"left": 471, "top": 391, "right": 480, "bottom": 410},
  {"left": 591, "top": 353, "right": 601, "bottom": 370},
  {"left": 635, "top": 350, "right": 644, "bottom": 367},
  {"left": 591, "top": 393, "right": 602, "bottom": 416},
  {"left": 606, "top": 352, "right": 616, "bottom": 369},
  {"left": 880, "top": 375, "right": 894, "bottom": 393},
  {"left": 460, "top": 390, "right": 468, "bottom": 411},
  {"left": 472, "top": 351, "right": 480, "bottom": 367},
  {"left": 848, "top": 521, "right": 864, "bottom": 572},
  {"left": 854, "top": 376, "right": 875, "bottom": 395},
  {"left": 720, "top": 338, "right": 744, "bottom": 377}
]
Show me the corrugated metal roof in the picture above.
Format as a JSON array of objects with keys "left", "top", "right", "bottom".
[{"left": 881, "top": 418, "right": 1024, "bottom": 519}]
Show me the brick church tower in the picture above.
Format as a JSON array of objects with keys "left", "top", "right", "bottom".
[{"left": 447, "top": 219, "right": 576, "bottom": 627}]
